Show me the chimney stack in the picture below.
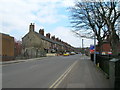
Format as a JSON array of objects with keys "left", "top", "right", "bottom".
[
  {"left": 58, "top": 39, "right": 61, "bottom": 42},
  {"left": 51, "top": 36, "right": 55, "bottom": 40},
  {"left": 56, "top": 38, "right": 59, "bottom": 41},
  {"left": 39, "top": 29, "right": 44, "bottom": 36},
  {"left": 29, "top": 23, "right": 35, "bottom": 32},
  {"left": 59, "top": 39, "right": 61, "bottom": 42},
  {"left": 46, "top": 33, "right": 51, "bottom": 38}
]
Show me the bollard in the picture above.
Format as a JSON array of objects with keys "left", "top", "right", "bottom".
[
  {"left": 109, "top": 58, "right": 120, "bottom": 88},
  {"left": 97, "top": 63, "right": 99, "bottom": 67}
]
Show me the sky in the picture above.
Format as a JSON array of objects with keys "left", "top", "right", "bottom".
[{"left": 0, "top": 0, "right": 95, "bottom": 48}]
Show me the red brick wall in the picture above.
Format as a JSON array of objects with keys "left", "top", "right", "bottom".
[
  {"left": 98, "top": 42, "right": 120, "bottom": 54},
  {"left": 101, "top": 43, "right": 111, "bottom": 52},
  {"left": 14, "top": 41, "right": 22, "bottom": 56}
]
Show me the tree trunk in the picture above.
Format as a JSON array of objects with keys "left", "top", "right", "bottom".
[
  {"left": 97, "top": 42, "right": 101, "bottom": 53},
  {"left": 110, "top": 31, "right": 119, "bottom": 55},
  {"left": 97, "top": 38, "right": 103, "bottom": 54}
]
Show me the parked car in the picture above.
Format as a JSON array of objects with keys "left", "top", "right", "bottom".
[
  {"left": 63, "top": 52, "right": 70, "bottom": 56},
  {"left": 70, "top": 52, "right": 76, "bottom": 55}
]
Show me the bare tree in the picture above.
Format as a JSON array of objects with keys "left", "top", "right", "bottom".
[
  {"left": 70, "top": 1, "right": 120, "bottom": 55},
  {"left": 70, "top": 2, "right": 107, "bottom": 52},
  {"left": 98, "top": 1, "right": 120, "bottom": 55}
]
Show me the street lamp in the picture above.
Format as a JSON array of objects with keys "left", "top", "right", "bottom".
[
  {"left": 79, "top": 32, "right": 96, "bottom": 63},
  {"left": 81, "top": 34, "right": 96, "bottom": 64}
]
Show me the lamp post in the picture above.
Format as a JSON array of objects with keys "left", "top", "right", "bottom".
[{"left": 80, "top": 33, "right": 96, "bottom": 61}]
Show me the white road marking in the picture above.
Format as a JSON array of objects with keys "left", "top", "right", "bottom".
[{"left": 49, "top": 60, "right": 78, "bottom": 88}]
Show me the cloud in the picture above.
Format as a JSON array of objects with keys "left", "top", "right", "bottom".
[
  {"left": 0, "top": 0, "right": 94, "bottom": 47},
  {"left": 0, "top": 0, "right": 72, "bottom": 33},
  {"left": 50, "top": 27, "right": 81, "bottom": 47},
  {"left": 62, "top": 0, "right": 76, "bottom": 7},
  {"left": 50, "top": 26, "right": 94, "bottom": 47}
]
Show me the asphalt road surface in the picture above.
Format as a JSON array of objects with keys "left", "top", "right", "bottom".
[{"left": 2, "top": 55, "right": 80, "bottom": 88}]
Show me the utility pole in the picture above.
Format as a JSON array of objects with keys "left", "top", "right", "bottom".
[
  {"left": 118, "top": 2, "right": 120, "bottom": 40},
  {"left": 82, "top": 39, "right": 84, "bottom": 54},
  {"left": 94, "top": 34, "right": 96, "bottom": 64}
]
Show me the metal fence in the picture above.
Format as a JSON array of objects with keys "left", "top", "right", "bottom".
[{"left": 96, "top": 55, "right": 112, "bottom": 75}]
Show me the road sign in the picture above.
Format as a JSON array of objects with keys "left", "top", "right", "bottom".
[{"left": 90, "top": 45, "right": 94, "bottom": 50}]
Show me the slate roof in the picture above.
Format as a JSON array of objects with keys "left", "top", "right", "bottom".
[{"left": 34, "top": 32, "right": 64, "bottom": 46}]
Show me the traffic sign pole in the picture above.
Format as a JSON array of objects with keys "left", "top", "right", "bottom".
[{"left": 94, "top": 34, "right": 96, "bottom": 64}]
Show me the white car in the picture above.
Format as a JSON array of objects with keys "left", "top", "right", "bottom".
[{"left": 70, "top": 52, "right": 76, "bottom": 55}]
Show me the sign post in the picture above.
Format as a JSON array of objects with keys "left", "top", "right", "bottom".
[{"left": 94, "top": 35, "right": 96, "bottom": 64}]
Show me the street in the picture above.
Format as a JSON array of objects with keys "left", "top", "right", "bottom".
[
  {"left": 1, "top": 1, "right": 119, "bottom": 89},
  {"left": 2, "top": 55, "right": 80, "bottom": 88}
]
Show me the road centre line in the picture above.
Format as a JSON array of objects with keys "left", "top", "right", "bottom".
[{"left": 49, "top": 60, "right": 78, "bottom": 88}]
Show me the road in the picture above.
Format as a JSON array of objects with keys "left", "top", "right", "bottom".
[{"left": 2, "top": 54, "right": 80, "bottom": 88}]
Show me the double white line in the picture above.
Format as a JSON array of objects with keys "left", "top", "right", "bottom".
[{"left": 49, "top": 60, "right": 78, "bottom": 88}]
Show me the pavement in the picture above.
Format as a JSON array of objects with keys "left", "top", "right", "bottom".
[
  {"left": 59, "top": 55, "right": 111, "bottom": 88},
  {"left": 0, "top": 53, "right": 60, "bottom": 65},
  {"left": 0, "top": 56, "right": 50, "bottom": 65}
]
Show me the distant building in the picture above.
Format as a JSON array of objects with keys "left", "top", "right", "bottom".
[
  {"left": 14, "top": 40, "right": 22, "bottom": 57},
  {"left": 22, "top": 23, "right": 75, "bottom": 58},
  {"left": 96, "top": 41, "right": 120, "bottom": 55},
  {"left": 0, "top": 33, "right": 14, "bottom": 61},
  {"left": 101, "top": 42, "right": 111, "bottom": 52}
]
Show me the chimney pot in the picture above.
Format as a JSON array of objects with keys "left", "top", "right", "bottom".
[
  {"left": 51, "top": 36, "right": 55, "bottom": 40},
  {"left": 46, "top": 33, "right": 51, "bottom": 38},
  {"left": 56, "top": 38, "right": 59, "bottom": 41},
  {"left": 39, "top": 29, "right": 44, "bottom": 36},
  {"left": 29, "top": 23, "right": 35, "bottom": 32}
]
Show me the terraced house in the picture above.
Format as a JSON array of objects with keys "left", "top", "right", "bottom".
[{"left": 22, "top": 23, "right": 75, "bottom": 58}]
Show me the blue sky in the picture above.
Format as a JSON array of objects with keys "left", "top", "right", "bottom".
[{"left": 0, "top": 0, "right": 95, "bottom": 47}]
